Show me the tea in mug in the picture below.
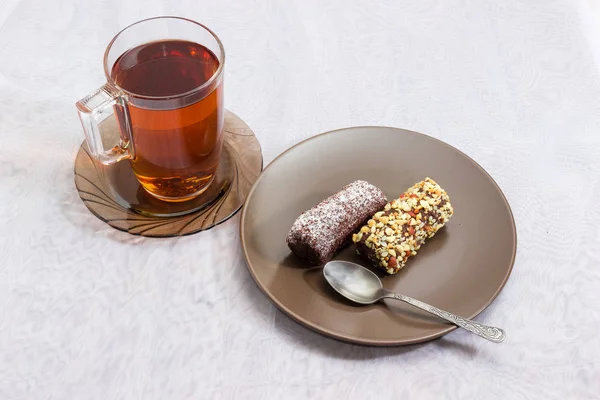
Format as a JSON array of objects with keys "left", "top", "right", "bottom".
[{"left": 112, "top": 39, "right": 224, "bottom": 201}]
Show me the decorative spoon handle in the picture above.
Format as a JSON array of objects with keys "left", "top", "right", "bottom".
[{"left": 384, "top": 291, "right": 506, "bottom": 343}]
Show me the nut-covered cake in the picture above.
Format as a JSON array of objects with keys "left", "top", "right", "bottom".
[
  {"left": 353, "top": 178, "right": 453, "bottom": 274},
  {"left": 286, "top": 180, "right": 387, "bottom": 265}
]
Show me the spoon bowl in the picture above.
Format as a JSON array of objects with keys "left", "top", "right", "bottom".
[{"left": 323, "top": 260, "right": 384, "bottom": 304}]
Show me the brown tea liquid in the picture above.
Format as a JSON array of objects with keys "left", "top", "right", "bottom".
[{"left": 111, "top": 39, "right": 223, "bottom": 202}]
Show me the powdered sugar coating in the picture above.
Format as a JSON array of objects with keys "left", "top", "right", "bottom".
[{"left": 286, "top": 181, "right": 387, "bottom": 265}]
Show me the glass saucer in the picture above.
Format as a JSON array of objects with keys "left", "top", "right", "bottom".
[{"left": 74, "top": 110, "right": 262, "bottom": 237}]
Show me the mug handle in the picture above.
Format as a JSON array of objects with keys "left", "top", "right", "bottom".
[{"left": 76, "top": 83, "right": 134, "bottom": 165}]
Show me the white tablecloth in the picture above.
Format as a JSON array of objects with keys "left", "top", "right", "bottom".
[{"left": 1, "top": 0, "right": 599, "bottom": 398}]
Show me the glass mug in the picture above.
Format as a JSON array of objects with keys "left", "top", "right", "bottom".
[{"left": 76, "top": 17, "right": 225, "bottom": 202}]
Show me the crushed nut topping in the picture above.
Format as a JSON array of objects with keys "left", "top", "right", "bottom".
[{"left": 353, "top": 178, "right": 454, "bottom": 274}]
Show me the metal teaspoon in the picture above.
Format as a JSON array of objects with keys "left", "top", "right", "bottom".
[{"left": 323, "top": 260, "right": 506, "bottom": 343}]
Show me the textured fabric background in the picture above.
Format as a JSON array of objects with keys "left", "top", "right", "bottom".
[{"left": 1, "top": 0, "right": 599, "bottom": 399}]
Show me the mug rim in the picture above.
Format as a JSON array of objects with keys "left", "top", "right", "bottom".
[{"left": 103, "top": 16, "right": 225, "bottom": 101}]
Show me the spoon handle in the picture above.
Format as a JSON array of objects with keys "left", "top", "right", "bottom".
[{"left": 384, "top": 291, "right": 506, "bottom": 343}]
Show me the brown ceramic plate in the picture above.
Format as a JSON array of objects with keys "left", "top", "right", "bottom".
[{"left": 240, "top": 127, "right": 516, "bottom": 346}]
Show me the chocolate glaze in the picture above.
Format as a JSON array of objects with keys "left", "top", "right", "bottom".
[{"left": 286, "top": 181, "right": 387, "bottom": 265}]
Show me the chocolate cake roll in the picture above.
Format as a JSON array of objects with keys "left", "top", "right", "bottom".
[
  {"left": 353, "top": 178, "right": 453, "bottom": 274},
  {"left": 286, "top": 180, "right": 387, "bottom": 265}
]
